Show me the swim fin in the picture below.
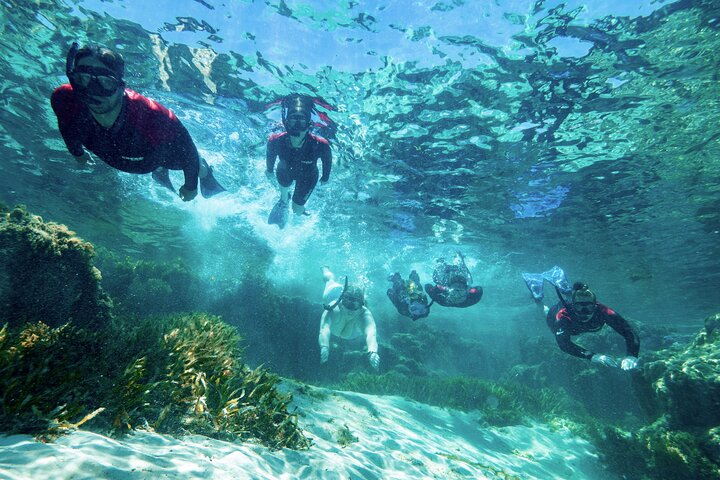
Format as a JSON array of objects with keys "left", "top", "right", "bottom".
[
  {"left": 200, "top": 166, "right": 226, "bottom": 198},
  {"left": 542, "top": 266, "right": 571, "bottom": 294},
  {"left": 268, "top": 199, "right": 289, "bottom": 229},
  {"left": 151, "top": 167, "right": 175, "bottom": 192},
  {"left": 522, "top": 272, "right": 545, "bottom": 301}
]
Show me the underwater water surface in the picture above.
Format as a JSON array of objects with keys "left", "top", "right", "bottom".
[{"left": 0, "top": 0, "right": 719, "bottom": 478}]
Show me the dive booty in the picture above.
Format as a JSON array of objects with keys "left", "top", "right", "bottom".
[
  {"left": 268, "top": 199, "right": 289, "bottom": 229},
  {"left": 200, "top": 167, "right": 226, "bottom": 198}
]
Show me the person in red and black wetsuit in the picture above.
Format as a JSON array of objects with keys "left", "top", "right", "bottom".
[
  {"left": 265, "top": 94, "right": 332, "bottom": 216},
  {"left": 545, "top": 281, "right": 640, "bottom": 370},
  {"left": 50, "top": 43, "right": 224, "bottom": 202},
  {"left": 424, "top": 252, "right": 483, "bottom": 308}
]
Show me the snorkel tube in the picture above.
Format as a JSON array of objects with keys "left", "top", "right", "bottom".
[
  {"left": 554, "top": 284, "right": 570, "bottom": 310},
  {"left": 66, "top": 41, "right": 79, "bottom": 77},
  {"left": 323, "top": 276, "right": 348, "bottom": 312}
]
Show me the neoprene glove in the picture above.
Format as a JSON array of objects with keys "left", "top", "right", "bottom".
[
  {"left": 620, "top": 356, "right": 639, "bottom": 371},
  {"left": 368, "top": 351, "right": 380, "bottom": 370},
  {"left": 320, "top": 346, "right": 329, "bottom": 364},
  {"left": 590, "top": 353, "right": 619, "bottom": 368}
]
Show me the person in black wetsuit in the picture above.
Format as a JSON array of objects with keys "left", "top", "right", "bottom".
[
  {"left": 424, "top": 252, "right": 483, "bottom": 308},
  {"left": 523, "top": 268, "right": 640, "bottom": 370},
  {"left": 50, "top": 43, "right": 225, "bottom": 202},
  {"left": 387, "top": 271, "right": 431, "bottom": 321},
  {"left": 265, "top": 94, "right": 332, "bottom": 216}
]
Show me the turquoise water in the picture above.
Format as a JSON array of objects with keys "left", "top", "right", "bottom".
[{"left": 1, "top": 0, "right": 719, "bottom": 374}]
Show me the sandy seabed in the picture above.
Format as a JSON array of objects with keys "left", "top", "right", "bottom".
[{"left": 0, "top": 383, "right": 616, "bottom": 480}]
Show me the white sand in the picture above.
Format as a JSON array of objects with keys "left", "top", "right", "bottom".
[{"left": 0, "top": 383, "right": 616, "bottom": 480}]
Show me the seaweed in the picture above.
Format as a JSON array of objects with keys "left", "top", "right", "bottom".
[
  {"left": 0, "top": 314, "right": 311, "bottom": 450},
  {"left": 335, "top": 371, "right": 577, "bottom": 427}
]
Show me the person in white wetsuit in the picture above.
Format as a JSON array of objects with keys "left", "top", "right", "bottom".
[{"left": 318, "top": 266, "right": 380, "bottom": 370}]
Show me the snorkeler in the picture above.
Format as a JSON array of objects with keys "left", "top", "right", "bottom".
[
  {"left": 424, "top": 252, "right": 483, "bottom": 308},
  {"left": 387, "top": 271, "right": 431, "bottom": 321},
  {"left": 319, "top": 266, "right": 380, "bottom": 370},
  {"left": 265, "top": 94, "right": 332, "bottom": 228},
  {"left": 50, "top": 42, "right": 225, "bottom": 202},
  {"left": 522, "top": 266, "right": 640, "bottom": 370}
]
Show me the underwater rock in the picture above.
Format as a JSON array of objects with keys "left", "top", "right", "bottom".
[
  {"left": 636, "top": 319, "right": 720, "bottom": 428},
  {"left": 703, "top": 426, "right": 720, "bottom": 465},
  {"left": 0, "top": 206, "right": 111, "bottom": 329},
  {"left": 705, "top": 313, "right": 720, "bottom": 336}
]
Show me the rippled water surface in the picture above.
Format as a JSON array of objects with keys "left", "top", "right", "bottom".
[{"left": 1, "top": 0, "right": 718, "bottom": 327}]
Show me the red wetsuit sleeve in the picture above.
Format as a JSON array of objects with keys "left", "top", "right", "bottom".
[
  {"left": 124, "top": 90, "right": 200, "bottom": 190},
  {"left": 50, "top": 84, "right": 86, "bottom": 157}
]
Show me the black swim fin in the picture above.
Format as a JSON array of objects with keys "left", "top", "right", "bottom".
[
  {"left": 268, "top": 199, "right": 289, "bottom": 229},
  {"left": 200, "top": 166, "right": 226, "bottom": 198},
  {"left": 151, "top": 168, "right": 175, "bottom": 192}
]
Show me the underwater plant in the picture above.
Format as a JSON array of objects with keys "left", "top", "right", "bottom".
[
  {"left": 335, "top": 371, "right": 576, "bottom": 427},
  {"left": 0, "top": 313, "right": 311, "bottom": 450},
  {"left": 0, "top": 321, "right": 107, "bottom": 438},
  {"left": 336, "top": 423, "right": 359, "bottom": 447}
]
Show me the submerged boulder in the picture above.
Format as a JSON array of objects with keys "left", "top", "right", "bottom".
[
  {"left": 0, "top": 206, "right": 111, "bottom": 329},
  {"left": 636, "top": 315, "right": 720, "bottom": 429}
]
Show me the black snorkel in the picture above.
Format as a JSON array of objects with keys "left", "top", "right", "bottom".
[
  {"left": 457, "top": 251, "right": 473, "bottom": 285},
  {"left": 66, "top": 42, "right": 79, "bottom": 82},
  {"left": 554, "top": 284, "right": 570, "bottom": 310},
  {"left": 323, "top": 276, "right": 348, "bottom": 312}
]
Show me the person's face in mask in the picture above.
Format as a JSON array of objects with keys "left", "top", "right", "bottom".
[
  {"left": 71, "top": 56, "right": 123, "bottom": 114},
  {"left": 572, "top": 301, "right": 596, "bottom": 321},
  {"left": 284, "top": 112, "right": 310, "bottom": 137}
]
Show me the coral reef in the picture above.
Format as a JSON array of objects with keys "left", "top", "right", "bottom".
[{"left": 0, "top": 206, "right": 111, "bottom": 329}]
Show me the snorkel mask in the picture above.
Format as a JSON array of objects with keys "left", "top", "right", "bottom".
[
  {"left": 571, "top": 283, "right": 597, "bottom": 321},
  {"left": 66, "top": 42, "right": 124, "bottom": 101},
  {"left": 342, "top": 286, "right": 365, "bottom": 311},
  {"left": 281, "top": 95, "right": 312, "bottom": 136}
]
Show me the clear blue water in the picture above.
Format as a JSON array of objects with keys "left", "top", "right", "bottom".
[{"left": 1, "top": 0, "right": 719, "bottom": 341}]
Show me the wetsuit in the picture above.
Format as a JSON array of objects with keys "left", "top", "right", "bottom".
[
  {"left": 424, "top": 284, "right": 483, "bottom": 308},
  {"left": 266, "top": 132, "right": 331, "bottom": 206},
  {"left": 387, "top": 272, "right": 430, "bottom": 320},
  {"left": 546, "top": 302, "right": 640, "bottom": 360},
  {"left": 50, "top": 85, "right": 200, "bottom": 191}
]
